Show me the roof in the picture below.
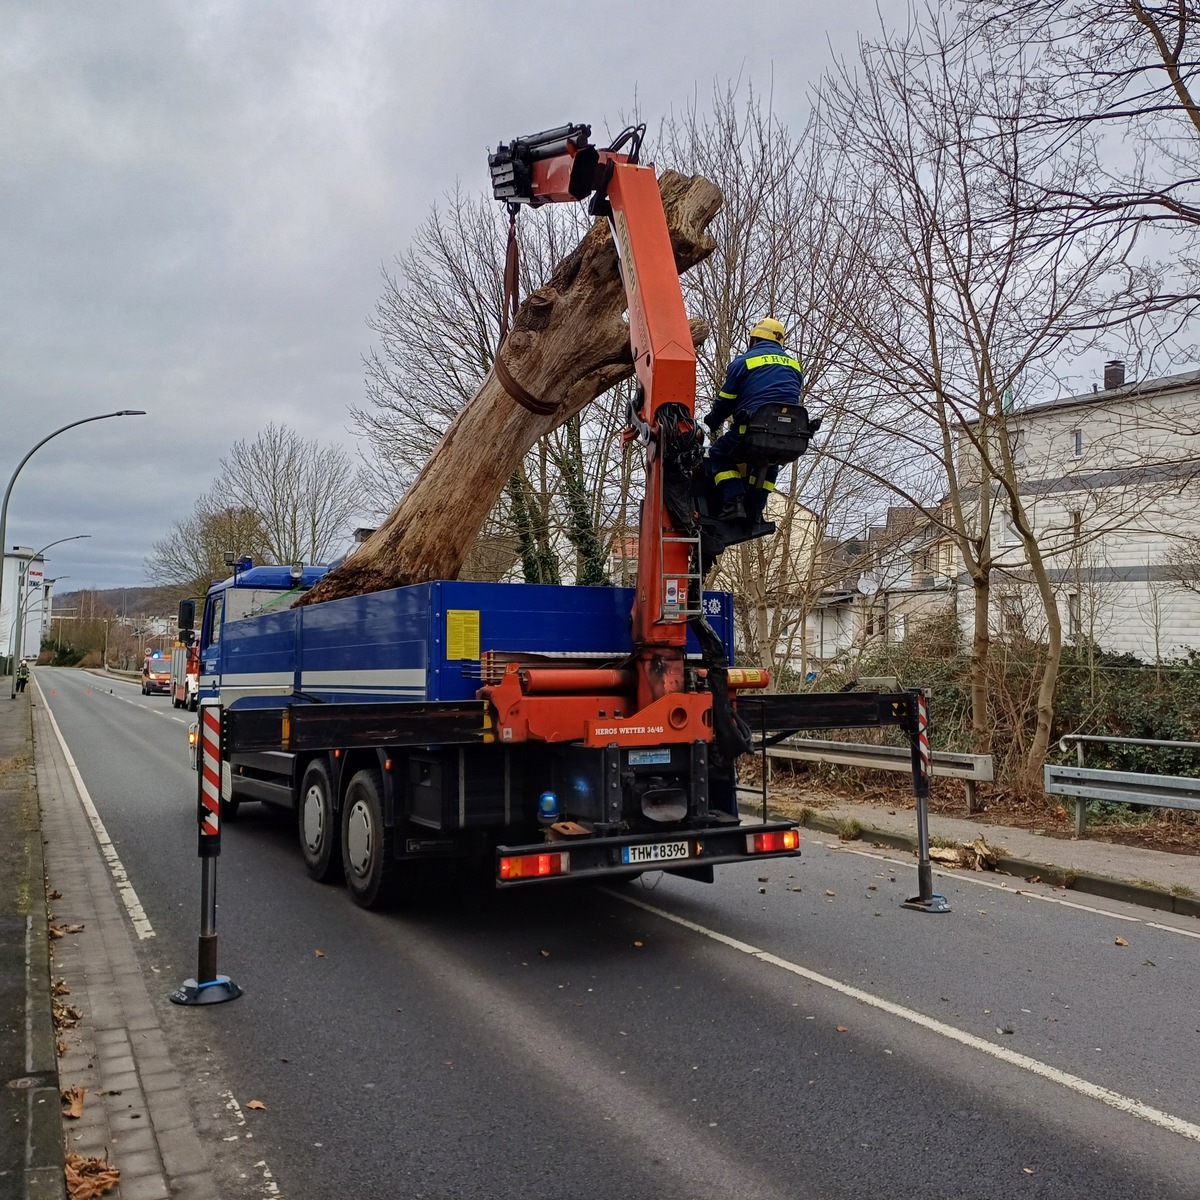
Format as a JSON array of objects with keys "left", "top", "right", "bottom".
[
  {"left": 210, "top": 564, "right": 330, "bottom": 592},
  {"left": 1014, "top": 367, "right": 1200, "bottom": 421}
]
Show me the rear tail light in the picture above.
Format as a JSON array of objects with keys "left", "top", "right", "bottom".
[
  {"left": 499, "top": 851, "right": 570, "bottom": 881},
  {"left": 746, "top": 829, "right": 800, "bottom": 854}
]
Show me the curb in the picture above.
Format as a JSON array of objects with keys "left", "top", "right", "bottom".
[
  {"left": 800, "top": 811, "right": 1200, "bottom": 920},
  {"left": 9, "top": 692, "right": 67, "bottom": 1199}
]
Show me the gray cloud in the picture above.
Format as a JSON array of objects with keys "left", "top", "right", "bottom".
[{"left": 2, "top": 0, "right": 893, "bottom": 590}]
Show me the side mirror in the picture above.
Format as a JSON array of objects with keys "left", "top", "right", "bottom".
[{"left": 178, "top": 599, "right": 196, "bottom": 636}]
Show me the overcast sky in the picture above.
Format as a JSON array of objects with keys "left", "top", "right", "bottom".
[{"left": 0, "top": 0, "right": 916, "bottom": 591}]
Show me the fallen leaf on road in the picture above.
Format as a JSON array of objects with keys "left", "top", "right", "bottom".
[
  {"left": 825, "top": 890, "right": 835, "bottom": 897},
  {"left": 539, "top": 949, "right": 550, "bottom": 957},
  {"left": 314, "top": 949, "right": 325, "bottom": 957},
  {"left": 56, "top": 1040, "right": 67, "bottom": 1057},
  {"left": 1115, "top": 936, "right": 1129, "bottom": 947},
  {"left": 52, "top": 979, "right": 71, "bottom": 996},
  {"left": 245, "top": 1100, "right": 266, "bottom": 1111},
  {"left": 64, "top": 1151, "right": 120, "bottom": 1199},
  {"left": 632, "top": 941, "right": 643, "bottom": 948},
  {"left": 49, "top": 889, "right": 63, "bottom": 900},
  {"left": 757, "top": 877, "right": 769, "bottom": 883},
  {"left": 1023, "top": 1167, "right": 1036, "bottom": 1175},
  {"left": 835, "top": 1026, "right": 848, "bottom": 1033},
  {"left": 758, "top": 888, "right": 766, "bottom": 894},
  {"left": 61, "top": 1086, "right": 86, "bottom": 1119}
]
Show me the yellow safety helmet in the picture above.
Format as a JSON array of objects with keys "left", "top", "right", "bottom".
[{"left": 748, "top": 317, "right": 786, "bottom": 346}]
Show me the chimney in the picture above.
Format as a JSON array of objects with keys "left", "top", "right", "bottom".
[{"left": 1103, "top": 359, "right": 1125, "bottom": 390}]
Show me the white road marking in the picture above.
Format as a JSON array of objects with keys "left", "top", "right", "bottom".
[
  {"left": 1146, "top": 921, "right": 1200, "bottom": 940},
  {"left": 607, "top": 888, "right": 1200, "bottom": 1145},
  {"left": 222, "top": 1092, "right": 282, "bottom": 1197},
  {"left": 824, "top": 840, "right": 1161, "bottom": 922},
  {"left": 34, "top": 677, "right": 156, "bottom": 940}
]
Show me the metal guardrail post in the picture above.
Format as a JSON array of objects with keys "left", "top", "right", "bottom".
[
  {"left": 1074, "top": 739, "right": 1087, "bottom": 838},
  {"left": 170, "top": 702, "right": 242, "bottom": 1006},
  {"left": 902, "top": 689, "right": 949, "bottom": 914}
]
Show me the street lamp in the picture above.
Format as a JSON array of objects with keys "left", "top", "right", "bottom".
[
  {"left": 9, "top": 535, "right": 91, "bottom": 698},
  {"left": 0, "top": 410, "right": 146, "bottom": 677}
]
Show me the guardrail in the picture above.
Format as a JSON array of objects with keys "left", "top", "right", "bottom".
[
  {"left": 765, "top": 738, "right": 993, "bottom": 814},
  {"left": 1046, "top": 734, "right": 1200, "bottom": 837}
]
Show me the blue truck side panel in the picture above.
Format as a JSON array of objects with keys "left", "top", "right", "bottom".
[{"left": 213, "top": 580, "right": 735, "bottom": 704}]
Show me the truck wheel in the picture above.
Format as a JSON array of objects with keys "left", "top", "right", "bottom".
[
  {"left": 341, "top": 768, "right": 399, "bottom": 909},
  {"left": 299, "top": 760, "right": 341, "bottom": 883}
]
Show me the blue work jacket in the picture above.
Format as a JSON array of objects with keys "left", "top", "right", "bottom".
[{"left": 708, "top": 343, "right": 804, "bottom": 428}]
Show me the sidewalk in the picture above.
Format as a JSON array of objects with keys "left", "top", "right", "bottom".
[
  {"left": 0, "top": 685, "right": 62, "bottom": 1199},
  {"left": 31, "top": 675, "right": 220, "bottom": 1200},
  {"left": 796, "top": 798, "right": 1200, "bottom": 918}
]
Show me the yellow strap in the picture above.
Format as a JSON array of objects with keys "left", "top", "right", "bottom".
[
  {"left": 718, "top": 390, "right": 737, "bottom": 400},
  {"left": 762, "top": 480, "right": 777, "bottom": 492},
  {"left": 737, "top": 424, "right": 746, "bottom": 433},
  {"left": 713, "top": 469, "right": 742, "bottom": 485},
  {"left": 745, "top": 353, "right": 803, "bottom": 371}
]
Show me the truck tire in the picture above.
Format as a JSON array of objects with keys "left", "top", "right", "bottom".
[
  {"left": 341, "top": 768, "right": 399, "bottom": 909},
  {"left": 299, "top": 759, "right": 341, "bottom": 883}
]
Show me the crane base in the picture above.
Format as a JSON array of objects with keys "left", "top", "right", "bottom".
[
  {"left": 169, "top": 975, "right": 244, "bottom": 1006},
  {"left": 901, "top": 893, "right": 951, "bottom": 914}
]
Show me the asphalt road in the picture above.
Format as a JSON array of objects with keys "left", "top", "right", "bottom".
[{"left": 36, "top": 666, "right": 1200, "bottom": 1199}]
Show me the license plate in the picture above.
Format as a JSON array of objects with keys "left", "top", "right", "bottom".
[
  {"left": 623, "top": 840, "right": 689, "bottom": 865},
  {"left": 628, "top": 749, "right": 671, "bottom": 766}
]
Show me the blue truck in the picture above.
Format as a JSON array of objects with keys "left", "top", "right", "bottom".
[
  {"left": 181, "top": 561, "right": 923, "bottom": 909},
  {"left": 178, "top": 121, "right": 925, "bottom": 909}
]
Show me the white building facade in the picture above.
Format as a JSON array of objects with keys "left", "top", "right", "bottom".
[
  {"left": 2, "top": 549, "right": 51, "bottom": 664},
  {"left": 972, "top": 367, "right": 1200, "bottom": 661}
]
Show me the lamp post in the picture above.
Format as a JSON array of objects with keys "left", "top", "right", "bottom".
[
  {"left": 10, "top": 535, "right": 91, "bottom": 698},
  {"left": 0, "top": 410, "right": 146, "bottom": 678}
]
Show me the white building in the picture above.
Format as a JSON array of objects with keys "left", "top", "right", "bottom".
[
  {"left": 2, "top": 548, "right": 51, "bottom": 664},
  {"left": 968, "top": 364, "right": 1200, "bottom": 660}
]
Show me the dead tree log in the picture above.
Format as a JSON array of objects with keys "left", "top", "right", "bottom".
[{"left": 297, "top": 170, "right": 723, "bottom": 607}]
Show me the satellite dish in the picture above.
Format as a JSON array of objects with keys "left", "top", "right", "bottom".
[{"left": 856, "top": 573, "right": 880, "bottom": 596}]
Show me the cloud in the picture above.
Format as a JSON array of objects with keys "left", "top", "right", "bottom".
[{"left": 1, "top": 0, "right": 892, "bottom": 589}]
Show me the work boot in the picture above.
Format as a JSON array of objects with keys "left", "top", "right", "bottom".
[{"left": 716, "top": 495, "right": 747, "bottom": 523}]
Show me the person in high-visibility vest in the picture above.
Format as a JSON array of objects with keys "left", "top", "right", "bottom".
[
  {"left": 15, "top": 661, "right": 29, "bottom": 693},
  {"left": 704, "top": 317, "right": 804, "bottom": 522}
]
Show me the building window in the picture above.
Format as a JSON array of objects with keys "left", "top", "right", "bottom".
[
  {"left": 1072, "top": 428, "right": 1084, "bottom": 457},
  {"left": 894, "top": 614, "right": 907, "bottom": 641},
  {"left": 1067, "top": 592, "right": 1080, "bottom": 638},
  {"left": 999, "top": 595, "right": 1022, "bottom": 635}
]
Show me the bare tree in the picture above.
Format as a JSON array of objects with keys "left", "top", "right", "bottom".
[
  {"left": 147, "top": 495, "right": 268, "bottom": 598},
  {"left": 810, "top": 6, "right": 1145, "bottom": 784},
  {"left": 973, "top": 2, "right": 1200, "bottom": 250},
  {"left": 216, "top": 423, "right": 364, "bottom": 565},
  {"left": 352, "top": 186, "right": 626, "bottom": 583}
]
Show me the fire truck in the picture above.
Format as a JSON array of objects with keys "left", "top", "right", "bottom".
[{"left": 170, "top": 641, "right": 199, "bottom": 710}]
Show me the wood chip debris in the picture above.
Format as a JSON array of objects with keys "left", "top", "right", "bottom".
[{"left": 926, "top": 838, "right": 1001, "bottom": 871}]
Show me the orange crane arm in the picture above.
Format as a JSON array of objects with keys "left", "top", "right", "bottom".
[{"left": 490, "top": 124, "right": 701, "bottom": 706}]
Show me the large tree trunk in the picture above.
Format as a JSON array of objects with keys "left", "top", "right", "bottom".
[{"left": 298, "top": 171, "right": 723, "bottom": 608}]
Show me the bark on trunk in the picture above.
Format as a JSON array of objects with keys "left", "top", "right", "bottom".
[{"left": 297, "top": 171, "right": 723, "bottom": 608}]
